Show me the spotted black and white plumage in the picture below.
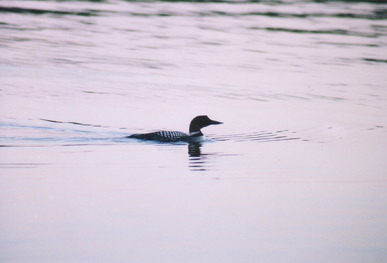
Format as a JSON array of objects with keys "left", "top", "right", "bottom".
[
  {"left": 129, "top": 131, "right": 189, "bottom": 142},
  {"left": 128, "top": 115, "right": 222, "bottom": 143}
]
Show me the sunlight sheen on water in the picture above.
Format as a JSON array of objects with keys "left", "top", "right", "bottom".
[{"left": 1, "top": 0, "right": 387, "bottom": 262}]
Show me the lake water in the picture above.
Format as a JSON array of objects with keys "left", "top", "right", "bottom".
[{"left": 1, "top": 0, "right": 387, "bottom": 262}]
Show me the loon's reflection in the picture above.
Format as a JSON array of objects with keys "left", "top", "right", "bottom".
[
  {"left": 188, "top": 142, "right": 217, "bottom": 171},
  {"left": 188, "top": 142, "right": 202, "bottom": 157}
]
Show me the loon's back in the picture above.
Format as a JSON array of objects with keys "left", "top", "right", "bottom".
[{"left": 129, "top": 131, "right": 189, "bottom": 142}]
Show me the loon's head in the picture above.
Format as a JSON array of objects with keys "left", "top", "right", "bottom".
[{"left": 189, "top": 115, "right": 223, "bottom": 135}]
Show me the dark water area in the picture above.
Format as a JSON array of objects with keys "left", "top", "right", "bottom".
[{"left": 1, "top": 0, "right": 387, "bottom": 262}]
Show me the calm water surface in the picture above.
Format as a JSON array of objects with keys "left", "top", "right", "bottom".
[{"left": 1, "top": 0, "right": 387, "bottom": 262}]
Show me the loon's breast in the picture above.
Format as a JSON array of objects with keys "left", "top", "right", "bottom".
[
  {"left": 188, "top": 131, "right": 205, "bottom": 142},
  {"left": 189, "top": 135, "right": 205, "bottom": 143}
]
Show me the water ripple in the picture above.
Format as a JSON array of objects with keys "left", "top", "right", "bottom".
[
  {"left": 1, "top": 3, "right": 385, "bottom": 20},
  {"left": 0, "top": 6, "right": 99, "bottom": 17},
  {"left": 210, "top": 130, "right": 300, "bottom": 143}
]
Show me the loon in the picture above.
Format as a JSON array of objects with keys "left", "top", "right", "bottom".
[{"left": 128, "top": 115, "right": 222, "bottom": 142}]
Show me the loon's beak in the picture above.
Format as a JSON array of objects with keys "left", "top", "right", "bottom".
[{"left": 210, "top": 119, "right": 223, "bottom": 125}]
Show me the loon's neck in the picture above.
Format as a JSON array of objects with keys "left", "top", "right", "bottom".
[
  {"left": 189, "top": 130, "right": 203, "bottom": 137},
  {"left": 189, "top": 123, "right": 204, "bottom": 137}
]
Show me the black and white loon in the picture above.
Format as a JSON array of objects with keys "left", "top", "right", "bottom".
[{"left": 128, "top": 115, "right": 222, "bottom": 142}]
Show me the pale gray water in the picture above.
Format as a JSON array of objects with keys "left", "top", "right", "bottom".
[{"left": 1, "top": 0, "right": 387, "bottom": 262}]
